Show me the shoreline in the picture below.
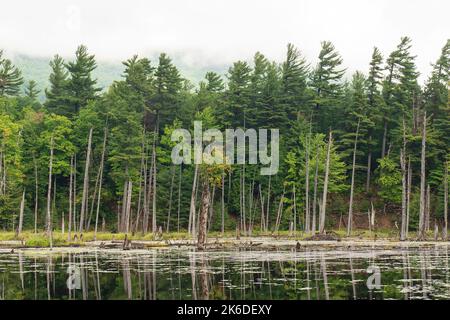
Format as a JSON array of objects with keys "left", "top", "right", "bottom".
[{"left": 1, "top": 235, "right": 450, "bottom": 251}]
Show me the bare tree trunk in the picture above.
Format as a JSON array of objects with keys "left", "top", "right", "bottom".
[
  {"left": 242, "top": 166, "right": 246, "bottom": 235},
  {"left": 259, "top": 184, "right": 265, "bottom": 232},
  {"left": 221, "top": 171, "right": 225, "bottom": 236},
  {"left": 73, "top": 155, "right": 77, "bottom": 233},
  {"left": 366, "top": 136, "right": 372, "bottom": 193},
  {"left": 177, "top": 165, "right": 182, "bottom": 233},
  {"left": 79, "top": 128, "right": 93, "bottom": 233},
  {"left": 312, "top": 147, "right": 319, "bottom": 234},
  {"left": 151, "top": 140, "right": 157, "bottom": 233},
  {"left": 166, "top": 165, "right": 175, "bottom": 233},
  {"left": 418, "top": 112, "right": 427, "bottom": 240},
  {"left": 444, "top": 161, "right": 448, "bottom": 240},
  {"left": 33, "top": 154, "right": 38, "bottom": 234},
  {"left": 87, "top": 162, "right": 101, "bottom": 231},
  {"left": 18, "top": 190, "right": 25, "bottom": 234},
  {"left": 319, "top": 131, "right": 332, "bottom": 234},
  {"left": 406, "top": 157, "right": 412, "bottom": 237},
  {"left": 125, "top": 180, "right": 132, "bottom": 233},
  {"left": 46, "top": 137, "right": 54, "bottom": 236},
  {"left": 188, "top": 164, "right": 199, "bottom": 236},
  {"left": 305, "top": 139, "right": 310, "bottom": 233},
  {"left": 347, "top": 120, "right": 360, "bottom": 236},
  {"left": 94, "top": 128, "right": 107, "bottom": 240},
  {"left": 274, "top": 189, "right": 285, "bottom": 233},
  {"left": 400, "top": 149, "right": 407, "bottom": 241},
  {"left": 400, "top": 118, "right": 407, "bottom": 241},
  {"left": 197, "top": 178, "right": 211, "bottom": 250},
  {"left": 121, "top": 179, "right": 128, "bottom": 232},
  {"left": 426, "top": 184, "right": 431, "bottom": 232},
  {"left": 293, "top": 184, "right": 297, "bottom": 236},
  {"left": 266, "top": 175, "right": 271, "bottom": 232},
  {"left": 68, "top": 156, "right": 73, "bottom": 241},
  {"left": 143, "top": 150, "right": 154, "bottom": 234},
  {"left": 208, "top": 185, "right": 215, "bottom": 233}
]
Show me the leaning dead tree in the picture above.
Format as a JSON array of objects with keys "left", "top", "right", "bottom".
[
  {"left": 94, "top": 128, "right": 107, "bottom": 240},
  {"left": 319, "top": 131, "right": 332, "bottom": 234},
  {"left": 79, "top": 128, "right": 93, "bottom": 233},
  {"left": 418, "top": 112, "right": 427, "bottom": 240},
  {"left": 347, "top": 119, "right": 360, "bottom": 236}
]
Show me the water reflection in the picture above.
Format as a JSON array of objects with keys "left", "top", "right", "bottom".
[{"left": 1, "top": 245, "right": 450, "bottom": 300}]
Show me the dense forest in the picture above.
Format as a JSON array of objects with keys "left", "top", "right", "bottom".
[{"left": 0, "top": 37, "right": 449, "bottom": 242}]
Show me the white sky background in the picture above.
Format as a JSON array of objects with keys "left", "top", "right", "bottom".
[{"left": 0, "top": 0, "right": 448, "bottom": 83}]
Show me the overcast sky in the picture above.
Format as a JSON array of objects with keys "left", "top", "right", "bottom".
[{"left": 1, "top": 0, "right": 448, "bottom": 82}]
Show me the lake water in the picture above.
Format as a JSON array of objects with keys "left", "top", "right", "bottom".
[{"left": 1, "top": 245, "right": 450, "bottom": 300}]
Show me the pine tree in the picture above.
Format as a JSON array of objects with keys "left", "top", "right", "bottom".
[
  {"left": 45, "top": 55, "right": 69, "bottom": 115},
  {"left": 381, "top": 37, "right": 419, "bottom": 158},
  {"left": 25, "top": 80, "right": 40, "bottom": 101},
  {"left": 365, "top": 47, "right": 384, "bottom": 191},
  {"left": 280, "top": 44, "right": 310, "bottom": 121},
  {"left": 151, "top": 53, "right": 183, "bottom": 131},
  {"left": 196, "top": 71, "right": 224, "bottom": 114},
  {"left": 223, "top": 61, "right": 252, "bottom": 128},
  {"left": 310, "top": 41, "right": 346, "bottom": 132},
  {"left": 65, "top": 45, "right": 100, "bottom": 116},
  {"left": 0, "top": 50, "right": 23, "bottom": 96},
  {"left": 424, "top": 40, "right": 449, "bottom": 167}
]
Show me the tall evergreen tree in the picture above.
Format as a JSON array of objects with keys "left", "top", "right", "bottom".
[
  {"left": 310, "top": 41, "right": 346, "bottom": 132},
  {"left": 0, "top": 50, "right": 23, "bottom": 96},
  {"left": 45, "top": 55, "right": 69, "bottom": 115},
  {"left": 280, "top": 43, "right": 310, "bottom": 121},
  {"left": 223, "top": 61, "right": 252, "bottom": 128},
  {"left": 25, "top": 80, "right": 40, "bottom": 101},
  {"left": 65, "top": 45, "right": 100, "bottom": 116},
  {"left": 151, "top": 53, "right": 183, "bottom": 131}
]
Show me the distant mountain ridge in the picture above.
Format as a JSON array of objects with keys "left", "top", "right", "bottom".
[{"left": 11, "top": 53, "right": 229, "bottom": 101}]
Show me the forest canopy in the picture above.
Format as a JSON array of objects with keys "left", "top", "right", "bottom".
[{"left": 0, "top": 37, "right": 449, "bottom": 240}]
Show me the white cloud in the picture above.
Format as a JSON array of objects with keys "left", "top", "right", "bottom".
[{"left": 0, "top": 0, "right": 448, "bottom": 82}]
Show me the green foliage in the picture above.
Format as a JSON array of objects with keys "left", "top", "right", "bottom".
[
  {"left": 377, "top": 156, "right": 402, "bottom": 204},
  {"left": 0, "top": 50, "right": 24, "bottom": 96}
]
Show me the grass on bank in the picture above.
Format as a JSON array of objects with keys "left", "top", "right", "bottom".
[{"left": 0, "top": 228, "right": 437, "bottom": 248}]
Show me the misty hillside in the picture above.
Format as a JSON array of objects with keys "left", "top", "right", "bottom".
[{"left": 12, "top": 53, "right": 228, "bottom": 101}]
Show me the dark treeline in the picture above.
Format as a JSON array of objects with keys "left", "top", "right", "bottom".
[{"left": 0, "top": 37, "right": 448, "bottom": 240}]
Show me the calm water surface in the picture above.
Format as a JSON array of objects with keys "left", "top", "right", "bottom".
[{"left": 1, "top": 245, "right": 450, "bottom": 300}]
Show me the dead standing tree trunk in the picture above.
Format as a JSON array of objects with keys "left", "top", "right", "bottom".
[
  {"left": 444, "top": 161, "right": 448, "bottom": 240},
  {"left": 18, "top": 190, "right": 25, "bottom": 234},
  {"left": 94, "top": 128, "right": 107, "bottom": 240},
  {"left": 33, "top": 154, "right": 38, "bottom": 234},
  {"left": 188, "top": 164, "right": 199, "bottom": 236},
  {"left": 400, "top": 118, "right": 407, "bottom": 241},
  {"left": 311, "top": 147, "right": 319, "bottom": 234},
  {"left": 79, "top": 128, "right": 93, "bottom": 233},
  {"left": 319, "top": 131, "right": 332, "bottom": 235},
  {"left": 418, "top": 112, "right": 427, "bottom": 240},
  {"left": 68, "top": 156, "right": 73, "bottom": 241},
  {"left": 46, "top": 137, "right": 54, "bottom": 237},
  {"left": 197, "top": 177, "right": 211, "bottom": 250},
  {"left": 305, "top": 137, "right": 310, "bottom": 233},
  {"left": 347, "top": 119, "right": 360, "bottom": 236},
  {"left": 400, "top": 149, "right": 407, "bottom": 241}
]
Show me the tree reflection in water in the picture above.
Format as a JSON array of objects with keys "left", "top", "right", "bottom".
[{"left": 1, "top": 245, "right": 450, "bottom": 300}]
